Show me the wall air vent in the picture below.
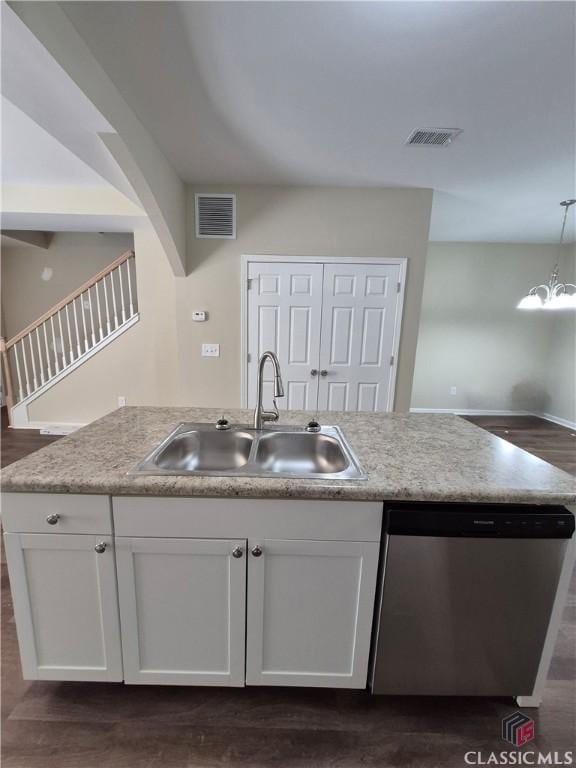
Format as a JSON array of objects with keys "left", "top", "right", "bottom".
[
  {"left": 406, "top": 128, "right": 462, "bottom": 147},
  {"left": 195, "top": 193, "right": 236, "bottom": 239}
]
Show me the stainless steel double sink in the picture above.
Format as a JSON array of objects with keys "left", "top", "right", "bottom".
[{"left": 133, "top": 423, "right": 366, "bottom": 481}]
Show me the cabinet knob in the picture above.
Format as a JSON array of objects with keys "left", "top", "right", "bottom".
[
  {"left": 251, "top": 545, "right": 263, "bottom": 557},
  {"left": 46, "top": 513, "right": 60, "bottom": 525},
  {"left": 310, "top": 369, "right": 318, "bottom": 377},
  {"left": 94, "top": 542, "right": 107, "bottom": 554},
  {"left": 232, "top": 546, "right": 244, "bottom": 559},
  {"left": 320, "top": 369, "right": 328, "bottom": 377}
]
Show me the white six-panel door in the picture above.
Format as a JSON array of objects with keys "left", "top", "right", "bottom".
[
  {"left": 245, "top": 539, "right": 380, "bottom": 688},
  {"left": 318, "top": 263, "right": 402, "bottom": 411},
  {"left": 3, "top": 532, "right": 122, "bottom": 681},
  {"left": 115, "top": 537, "right": 247, "bottom": 685},
  {"left": 247, "top": 262, "right": 324, "bottom": 410},
  {"left": 246, "top": 259, "right": 404, "bottom": 412}
]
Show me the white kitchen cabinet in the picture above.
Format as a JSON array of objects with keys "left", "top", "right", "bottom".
[
  {"left": 115, "top": 537, "right": 247, "bottom": 686},
  {"left": 245, "top": 538, "right": 380, "bottom": 688},
  {"left": 3, "top": 532, "right": 122, "bottom": 681}
]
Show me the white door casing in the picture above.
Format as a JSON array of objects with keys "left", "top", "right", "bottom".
[
  {"left": 246, "top": 261, "right": 324, "bottom": 410},
  {"left": 245, "top": 538, "right": 380, "bottom": 688},
  {"left": 115, "top": 537, "right": 247, "bottom": 685},
  {"left": 318, "top": 263, "right": 402, "bottom": 411},
  {"left": 243, "top": 257, "right": 405, "bottom": 412},
  {"left": 3, "top": 532, "right": 122, "bottom": 681}
]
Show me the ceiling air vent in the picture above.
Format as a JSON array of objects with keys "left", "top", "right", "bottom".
[
  {"left": 406, "top": 128, "right": 462, "bottom": 147},
  {"left": 195, "top": 193, "right": 236, "bottom": 239}
]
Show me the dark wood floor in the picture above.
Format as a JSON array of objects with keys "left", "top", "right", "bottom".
[
  {"left": 1, "top": 408, "right": 60, "bottom": 469},
  {"left": 1, "top": 414, "right": 575, "bottom": 767},
  {"left": 464, "top": 414, "right": 576, "bottom": 476}
]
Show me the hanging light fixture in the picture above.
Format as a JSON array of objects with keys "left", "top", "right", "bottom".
[{"left": 517, "top": 199, "right": 576, "bottom": 310}]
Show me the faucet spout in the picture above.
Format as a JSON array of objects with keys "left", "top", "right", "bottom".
[{"left": 254, "top": 351, "right": 285, "bottom": 430}]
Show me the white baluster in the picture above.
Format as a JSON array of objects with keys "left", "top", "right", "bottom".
[
  {"left": 72, "top": 298, "right": 82, "bottom": 359},
  {"left": 102, "top": 274, "right": 112, "bottom": 335},
  {"left": 65, "top": 304, "right": 74, "bottom": 362},
  {"left": 80, "top": 293, "right": 89, "bottom": 353},
  {"left": 50, "top": 315, "right": 60, "bottom": 374},
  {"left": 109, "top": 272, "right": 119, "bottom": 329},
  {"left": 42, "top": 322, "right": 52, "bottom": 380},
  {"left": 35, "top": 328, "right": 45, "bottom": 386},
  {"left": 21, "top": 339, "right": 31, "bottom": 397},
  {"left": 14, "top": 344, "right": 24, "bottom": 400},
  {"left": 126, "top": 259, "right": 135, "bottom": 318},
  {"left": 28, "top": 334, "right": 38, "bottom": 392},
  {"left": 87, "top": 288, "right": 96, "bottom": 346},
  {"left": 118, "top": 264, "right": 127, "bottom": 324},
  {"left": 94, "top": 280, "right": 104, "bottom": 341},
  {"left": 58, "top": 310, "right": 68, "bottom": 368}
]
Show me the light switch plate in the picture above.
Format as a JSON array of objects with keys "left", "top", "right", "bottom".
[{"left": 202, "top": 343, "right": 220, "bottom": 357}]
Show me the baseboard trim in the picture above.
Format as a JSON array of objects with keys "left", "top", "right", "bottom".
[
  {"left": 409, "top": 408, "right": 533, "bottom": 416},
  {"left": 535, "top": 412, "right": 576, "bottom": 431},
  {"left": 9, "top": 422, "right": 85, "bottom": 435},
  {"left": 410, "top": 407, "right": 576, "bottom": 430}
]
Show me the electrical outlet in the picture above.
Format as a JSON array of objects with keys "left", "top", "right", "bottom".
[
  {"left": 118, "top": 396, "right": 127, "bottom": 407},
  {"left": 202, "top": 343, "right": 220, "bottom": 357},
  {"left": 450, "top": 386, "right": 457, "bottom": 396}
]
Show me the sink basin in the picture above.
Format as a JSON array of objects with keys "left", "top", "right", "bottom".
[
  {"left": 134, "top": 423, "right": 365, "bottom": 480},
  {"left": 155, "top": 429, "right": 254, "bottom": 471},
  {"left": 254, "top": 432, "right": 349, "bottom": 474}
]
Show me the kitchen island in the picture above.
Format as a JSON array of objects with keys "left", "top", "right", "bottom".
[{"left": 2, "top": 407, "right": 575, "bottom": 706}]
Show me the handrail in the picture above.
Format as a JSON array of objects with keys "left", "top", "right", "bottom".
[{"left": 5, "top": 249, "right": 135, "bottom": 349}]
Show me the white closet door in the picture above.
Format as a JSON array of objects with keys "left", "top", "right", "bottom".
[
  {"left": 247, "top": 262, "right": 323, "bottom": 411},
  {"left": 317, "top": 263, "right": 402, "bottom": 411}
]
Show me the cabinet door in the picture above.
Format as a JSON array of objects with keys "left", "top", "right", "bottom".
[
  {"left": 246, "top": 539, "right": 379, "bottom": 688},
  {"left": 3, "top": 533, "right": 122, "bottom": 681},
  {"left": 116, "top": 537, "right": 246, "bottom": 686}
]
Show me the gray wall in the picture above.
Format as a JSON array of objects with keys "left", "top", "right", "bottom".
[
  {"left": 412, "top": 243, "right": 575, "bottom": 423},
  {"left": 2, "top": 231, "right": 133, "bottom": 338}
]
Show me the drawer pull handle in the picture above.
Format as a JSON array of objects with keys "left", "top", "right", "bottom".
[
  {"left": 46, "top": 513, "right": 60, "bottom": 525},
  {"left": 232, "top": 546, "right": 243, "bottom": 559},
  {"left": 251, "top": 545, "right": 263, "bottom": 557},
  {"left": 94, "top": 542, "right": 107, "bottom": 554}
]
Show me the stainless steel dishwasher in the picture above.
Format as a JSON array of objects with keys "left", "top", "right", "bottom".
[{"left": 371, "top": 503, "right": 574, "bottom": 696}]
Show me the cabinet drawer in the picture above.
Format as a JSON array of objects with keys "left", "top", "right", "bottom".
[{"left": 2, "top": 494, "right": 112, "bottom": 535}]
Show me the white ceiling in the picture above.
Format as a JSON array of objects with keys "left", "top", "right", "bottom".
[
  {"left": 1, "top": 97, "right": 109, "bottom": 187},
  {"left": 0, "top": 3, "right": 139, "bottom": 204},
  {"left": 60, "top": 0, "right": 575, "bottom": 243}
]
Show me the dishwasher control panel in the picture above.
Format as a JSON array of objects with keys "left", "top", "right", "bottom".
[{"left": 386, "top": 503, "right": 575, "bottom": 538}]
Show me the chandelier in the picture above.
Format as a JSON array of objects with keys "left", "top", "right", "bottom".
[{"left": 517, "top": 199, "right": 576, "bottom": 310}]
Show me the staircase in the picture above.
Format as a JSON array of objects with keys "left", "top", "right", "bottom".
[{"left": 1, "top": 250, "right": 138, "bottom": 428}]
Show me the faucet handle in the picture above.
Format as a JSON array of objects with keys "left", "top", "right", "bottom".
[{"left": 271, "top": 400, "right": 280, "bottom": 420}]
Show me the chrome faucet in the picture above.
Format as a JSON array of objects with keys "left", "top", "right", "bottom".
[{"left": 253, "top": 351, "right": 285, "bottom": 429}]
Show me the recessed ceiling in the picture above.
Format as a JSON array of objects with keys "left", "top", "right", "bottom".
[{"left": 15, "top": 2, "right": 576, "bottom": 242}]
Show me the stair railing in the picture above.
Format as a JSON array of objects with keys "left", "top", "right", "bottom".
[{"left": 1, "top": 250, "right": 137, "bottom": 417}]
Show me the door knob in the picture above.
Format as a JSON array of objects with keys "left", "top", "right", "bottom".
[
  {"left": 232, "top": 546, "right": 244, "bottom": 558},
  {"left": 46, "top": 513, "right": 60, "bottom": 525},
  {"left": 94, "top": 542, "right": 107, "bottom": 554},
  {"left": 320, "top": 369, "right": 328, "bottom": 377},
  {"left": 251, "top": 545, "right": 263, "bottom": 557},
  {"left": 310, "top": 369, "right": 318, "bottom": 377}
]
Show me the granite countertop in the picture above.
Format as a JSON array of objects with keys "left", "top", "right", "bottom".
[{"left": 2, "top": 406, "right": 575, "bottom": 505}]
